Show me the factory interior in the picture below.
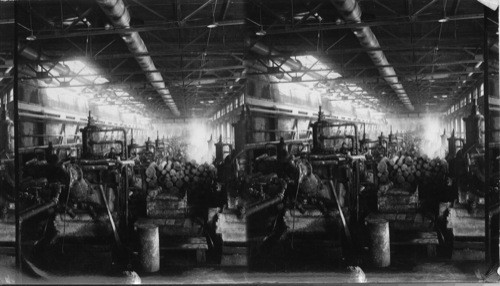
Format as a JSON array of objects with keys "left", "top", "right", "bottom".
[{"left": 0, "top": 0, "right": 499, "bottom": 284}]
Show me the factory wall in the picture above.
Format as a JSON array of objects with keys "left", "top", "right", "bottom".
[
  {"left": 15, "top": 77, "right": 154, "bottom": 149},
  {"left": 444, "top": 78, "right": 500, "bottom": 143},
  {"left": 242, "top": 75, "right": 383, "bottom": 144}
]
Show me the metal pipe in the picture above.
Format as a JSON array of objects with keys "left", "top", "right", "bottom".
[
  {"left": 241, "top": 183, "right": 286, "bottom": 218},
  {"left": 243, "top": 138, "right": 311, "bottom": 150},
  {"left": 329, "top": 0, "right": 414, "bottom": 110},
  {"left": 19, "top": 200, "right": 57, "bottom": 222},
  {"left": 96, "top": 0, "right": 180, "bottom": 116},
  {"left": 241, "top": 196, "right": 283, "bottom": 218}
]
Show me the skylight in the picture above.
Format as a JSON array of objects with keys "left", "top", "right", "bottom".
[
  {"left": 48, "top": 60, "right": 109, "bottom": 86},
  {"left": 273, "top": 54, "right": 382, "bottom": 121},
  {"left": 40, "top": 60, "right": 150, "bottom": 122},
  {"left": 294, "top": 55, "right": 342, "bottom": 80}
]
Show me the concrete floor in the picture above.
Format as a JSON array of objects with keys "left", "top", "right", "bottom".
[{"left": 0, "top": 254, "right": 496, "bottom": 285}]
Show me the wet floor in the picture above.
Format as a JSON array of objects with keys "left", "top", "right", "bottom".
[{"left": 0, "top": 254, "right": 494, "bottom": 285}]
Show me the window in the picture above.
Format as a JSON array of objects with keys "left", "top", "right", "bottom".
[
  {"left": 227, "top": 122, "right": 232, "bottom": 143},
  {"left": 8, "top": 88, "right": 13, "bottom": 102},
  {"left": 461, "top": 118, "right": 465, "bottom": 138}
]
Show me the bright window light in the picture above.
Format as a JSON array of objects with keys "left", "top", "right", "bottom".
[{"left": 273, "top": 54, "right": 381, "bottom": 122}]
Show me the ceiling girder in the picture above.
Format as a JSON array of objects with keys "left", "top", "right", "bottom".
[
  {"left": 264, "top": 13, "right": 483, "bottom": 35},
  {"left": 179, "top": 0, "right": 214, "bottom": 26},
  {"left": 130, "top": 0, "right": 168, "bottom": 21}
]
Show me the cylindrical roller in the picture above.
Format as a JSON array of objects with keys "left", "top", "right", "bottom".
[
  {"left": 367, "top": 219, "right": 390, "bottom": 267},
  {"left": 138, "top": 224, "right": 160, "bottom": 272}
]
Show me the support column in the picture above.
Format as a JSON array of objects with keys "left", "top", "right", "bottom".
[
  {"left": 13, "top": 0, "right": 21, "bottom": 270},
  {"left": 483, "top": 6, "right": 498, "bottom": 265}
]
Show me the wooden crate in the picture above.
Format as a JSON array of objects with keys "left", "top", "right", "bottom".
[
  {"left": 391, "top": 231, "right": 439, "bottom": 257},
  {"left": 365, "top": 212, "right": 433, "bottom": 232},
  {"left": 221, "top": 244, "right": 249, "bottom": 266},
  {"left": 161, "top": 236, "right": 208, "bottom": 264},
  {"left": 134, "top": 217, "right": 202, "bottom": 237},
  {"left": 216, "top": 212, "right": 247, "bottom": 243},
  {"left": 146, "top": 191, "right": 189, "bottom": 218},
  {"left": 447, "top": 205, "right": 485, "bottom": 237}
]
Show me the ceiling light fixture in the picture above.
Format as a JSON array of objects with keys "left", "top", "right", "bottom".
[
  {"left": 255, "top": 7, "right": 266, "bottom": 36},
  {"left": 207, "top": 22, "right": 218, "bottom": 29},
  {"left": 207, "top": 0, "right": 218, "bottom": 29},
  {"left": 26, "top": 34, "right": 37, "bottom": 41},
  {"left": 255, "top": 27, "right": 266, "bottom": 36},
  {"left": 26, "top": 0, "right": 36, "bottom": 41}
]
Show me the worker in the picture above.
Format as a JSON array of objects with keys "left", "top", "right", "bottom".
[
  {"left": 222, "top": 149, "right": 239, "bottom": 209},
  {"left": 34, "top": 153, "right": 67, "bottom": 249},
  {"left": 277, "top": 137, "right": 290, "bottom": 177},
  {"left": 340, "top": 142, "right": 349, "bottom": 154},
  {"left": 107, "top": 147, "right": 118, "bottom": 159}
]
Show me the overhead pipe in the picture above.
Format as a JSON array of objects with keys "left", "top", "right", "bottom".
[
  {"left": 329, "top": 0, "right": 414, "bottom": 110},
  {"left": 96, "top": 0, "right": 180, "bottom": 116}
]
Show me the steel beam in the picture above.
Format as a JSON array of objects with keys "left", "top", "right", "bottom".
[
  {"left": 147, "top": 31, "right": 179, "bottom": 49},
  {"left": 264, "top": 14, "right": 483, "bottom": 35},
  {"left": 63, "top": 7, "right": 93, "bottom": 32},
  {"left": 179, "top": 0, "right": 214, "bottom": 26},
  {"left": 266, "top": 70, "right": 483, "bottom": 84},
  {"left": 94, "top": 38, "right": 117, "bottom": 57},
  {"left": 414, "top": 25, "right": 440, "bottom": 45},
  {"left": 411, "top": 0, "right": 438, "bottom": 18},
  {"left": 483, "top": 5, "right": 498, "bottom": 266},
  {"left": 39, "top": 45, "right": 476, "bottom": 62},
  {"left": 219, "top": 0, "right": 232, "bottom": 21},
  {"left": 13, "top": 0, "right": 21, "bottom": 271},
  {"left": 0, "top": 19, "right": 14, "bottom": 25},
  {"left": 378, "top": 26, "right": 408, "bottom": 46},
  {"left": 130, "top": 0, "right": 168, "bottom": 21},
  {"left": 451, "top": 0, "right": 461, "bottom": 16},
  {"left": 293, "top": 2, "right": 325, "bottom": 27},
  {"left": 250, "top": 0, "right": 287, "bottom": 23},
  {"left": 374, "top": 0, "right": 400, "bottom": 17},
  {"left": 325, "top": 33, "right": 349, "bottom": 52}
]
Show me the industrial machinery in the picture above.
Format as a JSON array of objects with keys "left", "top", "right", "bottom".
[
  {"left": 387, "top": 129, "right": 404, "bottom": 157},
  {"left": 285, "top": 107, "right": 362, "bottom": 255},
  {"left": 443, "top": 98, "right": 500, "bottom": 260},
  {"left": 214, "top": 135, "right": 233, "bottom": 166},
  {"left": 0, "top": 103, "right": 14, "bottom": 159},
  {"left": 36, "top": 112, "right": 136, "bottom": 269},
  {"left": 448, "top": 99, "right": 487, "bottom": 205},
  {"left": 0, "top": 103, "right": 67, "bottom": 259}
]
